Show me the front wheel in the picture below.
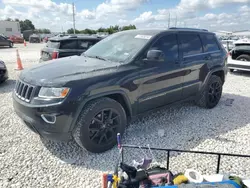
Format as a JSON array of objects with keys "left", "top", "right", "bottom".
[
  {"left": 73, "top": 97, "right": 127, "bottom": 153},
  {"left": 229, "top": 69, "right": 234, "bottom": 73},
  {"left": 196, "top": 75, "right": 223, "bottom": 109}
]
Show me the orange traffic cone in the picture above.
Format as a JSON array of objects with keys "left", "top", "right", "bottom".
[
  {"left": 15, "top": 49, "right": 23, "bottom": 70},
  {"left": 24, "top": 40, "right": 26, "bottom": 47}
]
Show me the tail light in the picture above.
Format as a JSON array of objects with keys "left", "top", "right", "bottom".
[
  {"left": 227, "top": 51, "right": 231, "bottom": 57},
  {"left": 52, "top": 51, "right": 58, "bottom": 59}
]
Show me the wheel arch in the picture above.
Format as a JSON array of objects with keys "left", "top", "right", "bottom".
[
  {"left": 200, "top": 67, "right": 226, "bottom": 94},
  {"left": 70, "top": 91, "right": 132, "bottom": 131}
]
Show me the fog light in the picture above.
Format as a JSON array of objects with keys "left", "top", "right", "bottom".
[{"left": 41, "top": 114, "right": 56, "bottom": 124}]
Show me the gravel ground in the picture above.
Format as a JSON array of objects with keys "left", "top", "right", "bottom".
[{"left": 0, "top": 43, "right": 250, "bottom": 188}]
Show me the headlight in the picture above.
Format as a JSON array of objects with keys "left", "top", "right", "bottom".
[{"left": 38, "top": 87, "right": 70, "bottom": 99}]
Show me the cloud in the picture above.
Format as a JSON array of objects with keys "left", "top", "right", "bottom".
[
  {"left": 1, "top": 0, "right": 148, "bottom": 30},
  {"left": 1, "top": 0, "right": 250, "bottom": 31}
]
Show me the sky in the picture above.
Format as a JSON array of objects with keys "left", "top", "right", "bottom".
[{"left": 0, "top": 0, "right": 250, "bottom": 32}]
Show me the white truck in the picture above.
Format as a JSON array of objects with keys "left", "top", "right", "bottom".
[{"left": 0, "top": 21, "right": 21, "bottom": 37}]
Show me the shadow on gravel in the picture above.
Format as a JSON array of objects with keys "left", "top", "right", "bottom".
[
  {"left": 230, "top": 70, "right": 250, "bottom": 77},
  {"left": 0, "top": 47, "right": 17, "bottom": 49},
  {"left": 0, "top": 79, "right": 16, "bottom": 94},
  {"left": 42, "top": 93, "right": 250, "bottom": 172}
]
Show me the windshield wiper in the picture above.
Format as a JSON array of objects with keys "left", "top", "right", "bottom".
[
  {"left": 84, "top": 54, "right": 108, "bottom": 61},
  {"left": 94, "top": 56, "right": 108, "bottom": 61}
]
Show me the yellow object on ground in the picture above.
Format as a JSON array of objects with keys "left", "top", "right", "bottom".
[{"left": 173, "top": 174, "right": 188, "bottom": 185}]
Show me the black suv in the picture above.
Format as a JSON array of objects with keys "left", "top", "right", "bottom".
[
  {"left": 40, "top": 35, "right": 103, "bottom": 62},
  {"left": 13, "top": 28, "right": 227, "bottom": 153}
]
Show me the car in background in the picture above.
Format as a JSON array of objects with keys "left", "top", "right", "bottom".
[
  {"left": 29, "top": 34, "right": 40, "bottom": 43},
  {"left": 40, "top": 35, "right": 103, "bottom": 62},
  {"left": 220, "top": 40, "right": 235, "bottom": 51},
  {"left": 0, "top": 60, "right": 8, "bottom": 83},
  {"left": 0, "top": 35, "right": 13, "bottom": 48},
  {"left": 9, "top": 35, "right": 24, "bottom": 43},
  {"left": 227, "top": 38, "right": 250, "bottom": 72}
]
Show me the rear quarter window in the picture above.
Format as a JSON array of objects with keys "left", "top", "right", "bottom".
[
  {"left": 200, "top": 34, "right": 220, "bottom": 52},
  {"left": 60, "top": 40, "right": 78, "bottom": 49},
  {"left": 46, "top": 41, "right": 60, "bottom": 49}
]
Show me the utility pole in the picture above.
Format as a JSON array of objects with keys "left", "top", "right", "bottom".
[
  {"left": 72, "top": 2, "right": 76, "bottom": 34},
  {"left": 175, "top": 15, "right": 177, "bottom": 27},
  {"left": 168, "top": 12, "right": 171, "bottom": 28}
]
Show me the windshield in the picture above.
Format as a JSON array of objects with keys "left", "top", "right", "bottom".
[{"left": 83, "top": 31, "right": 153, "bottom": 63}]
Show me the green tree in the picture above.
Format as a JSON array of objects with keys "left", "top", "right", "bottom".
[
  {"left": 67, "top": 28, "right": 80, "bottom": 34},
  {"left": 5, "top": 18, "right": 13, "bottom": 21},
  {"left": 19, "top": 19, "right": 35, "bottom": 32},
  {"left": 121, "top": 24, "right": 136, "bottom": 31}
]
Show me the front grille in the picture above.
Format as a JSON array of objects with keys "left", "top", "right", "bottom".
[{"left": 14, "top": 80, "right": 35, "bottom": 102}]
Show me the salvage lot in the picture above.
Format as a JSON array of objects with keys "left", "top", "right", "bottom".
[{"left": 1, "top": 43, "right": 250, "bottom": 187}]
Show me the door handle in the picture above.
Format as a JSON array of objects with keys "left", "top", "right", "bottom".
[{"left": 204, "top": 56, "right": 212, "bottom": 60}]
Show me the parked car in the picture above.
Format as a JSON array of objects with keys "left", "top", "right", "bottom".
[
  {"left": 227, "top": 38, "right": 250, "bottom": 72},
  {"left": 9, "top": 35, "right": 24, "bottom": 43},
  {"left": 0, "top": 35, "right": 13, "bottom": 48},
  {"left": 0, "top": 60, "right": 8, "bottom": 83},
  {"left": 39, "top": 35, "right": 103, "bottom": 62},
  {"left": 29, "top": 34, "right": 40, "bottom": 43},
  {"left": 13, "top": 28, "right": 227, "bottom": 153}
]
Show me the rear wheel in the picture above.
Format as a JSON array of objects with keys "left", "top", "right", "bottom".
[
  {"left": 9, "top": 42, "right": 13, "bottom": 48},
  {"left": 236, "top": 54, "right": 250, "bottom": 62},
  {"left": 229, "top": 69, "right": 234, "bottom": 73},
  {"left": 196, "top": 75, "right": 223, "bottom": 109},
  {"left": 73, "top": 97, "right": 127, "bottom": 153}
]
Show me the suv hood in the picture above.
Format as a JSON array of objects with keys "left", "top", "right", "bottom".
[{"left": 20, "top": 56, "right": 121, "bottom": 86}]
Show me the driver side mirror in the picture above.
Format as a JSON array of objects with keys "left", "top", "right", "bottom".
[{"left": 145, "top": 50, "right": 165, "bottom": 62}]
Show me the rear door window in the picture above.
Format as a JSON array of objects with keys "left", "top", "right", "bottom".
[
  {"left": 78, "top": 39, "right": 97, "bottom": 50},
  {"left": 200, "top": 34, "right": 220, "bottom": 52},
  {"left": 179, "top": 34, "right": 203, "bottom": 57},
  {"left": 46, "top": 41, "right": 60, "bottom": 49},
  {"left": 60, "top": 40, "right": 78, "bottom": 49}
]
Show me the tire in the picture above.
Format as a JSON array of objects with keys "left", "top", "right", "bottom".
[
  {"left": 236, "top": 54, "right": 250, "bottom": 62},
  {"left": 73, "top": 97, "right": 127, "bottom": 153},
  {"left": 9, "top": 42, "right": 13, "bottom": 48},
  {"left": 196, "top": 75, "right": 223, "bottom": 109},
  {"left": 229, "top": 69, "right": 234, "bottom": 73}
]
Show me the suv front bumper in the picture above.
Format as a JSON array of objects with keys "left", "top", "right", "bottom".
[{"left": 13, "top": 93, "right": 75, "bottom": 141}]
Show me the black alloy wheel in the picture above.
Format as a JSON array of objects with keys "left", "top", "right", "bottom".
[
  {"left": 73, "top": 97, "right": 127, "bottom": 153},
  {"left": 89, "top": 109, "right": 120, "bottom": 145},
  {"left": 208, "top": 81, "right": 221, "bottom": 105}
]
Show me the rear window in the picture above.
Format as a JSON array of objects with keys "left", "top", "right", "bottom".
[
  {"left": 60, "top": 40, "right": 78, "bottom": 49},
  {"left": 179, "top": 34, "right": 203, "bottom": 57},
  {"left": 46, "top": 41, "right": 60, "bottom": 49},
  {"left": 200, "top": 34, "right": 220, "bottom": 52},
  {"left": 78, "top": 39, "right": 98, "bottom": 50}
]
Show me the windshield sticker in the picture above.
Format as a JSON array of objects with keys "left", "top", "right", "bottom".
[{"left": 135, "top": 35, "right": 152, "bottom": 40}]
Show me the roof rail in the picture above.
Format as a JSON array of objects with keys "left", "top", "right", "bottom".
[
  {"left": 68, "top": 35, "right": 77, "bottom": 38},
  {"left": 169, "top": 27, "right": 208, "bottom": 32}
]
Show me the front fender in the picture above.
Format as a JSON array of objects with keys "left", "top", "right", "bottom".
[{"left": 69, "top": 90, "right": 132, "bottom": 131}]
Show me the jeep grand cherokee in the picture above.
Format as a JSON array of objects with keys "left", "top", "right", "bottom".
[{"left": 13, "top": 28, "right": 227, "bottom": 153}]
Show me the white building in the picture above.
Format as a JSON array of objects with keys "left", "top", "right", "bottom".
[{"left": 0, "top": 21, "right": 21, "bottom": 37}]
